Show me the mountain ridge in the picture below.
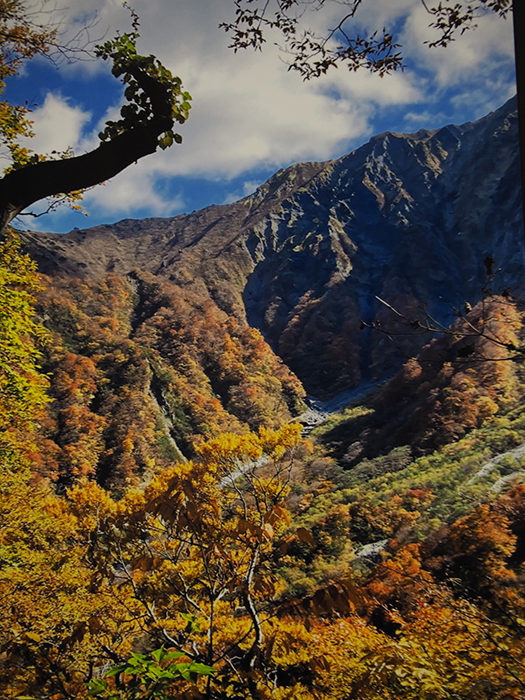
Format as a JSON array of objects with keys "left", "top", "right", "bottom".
[{"left": 20, "top": 96, "right": 524, "bottom": 398}]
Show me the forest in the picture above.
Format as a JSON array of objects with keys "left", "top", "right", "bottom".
[
  {"left": 1, "top": 1, "right": 524, "bottom": 699},
  {"left": 1, "top": 228, "right": 525, "bottom": 699}
]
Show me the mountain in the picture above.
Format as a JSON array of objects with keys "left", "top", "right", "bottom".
[
  {"left": 5, "top": 101, "right": 525, "bottom": 700},
  {"left": 21, "top": 97, "right": 524, "bottom": 400}
]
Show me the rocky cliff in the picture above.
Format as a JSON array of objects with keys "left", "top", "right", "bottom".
[{"left": 21, "top": 97, "right": 524, "bottom": 398}]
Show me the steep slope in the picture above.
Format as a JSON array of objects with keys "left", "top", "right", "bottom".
[
  {"left": 21, "top": 97, "right": 524, "bottom": 398},
  {"left": 314, "top": 294, "right": 525, "bottom": 465},
  {"left": 34, "top": 271, "right": 306, "bottom": 489}
]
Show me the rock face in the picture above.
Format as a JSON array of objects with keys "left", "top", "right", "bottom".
[{"left": 21, "top": 97, "right": 524, "bottom": 398}]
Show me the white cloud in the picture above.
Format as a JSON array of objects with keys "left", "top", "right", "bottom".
[
  {"left": 82, "top": 167, "right": 185, "bottom": 216},
  {"left": 222, "top": 179, "right": 262, "bottom": 205},
  {"left": 401, "top": 2, "right": 514, "bottom": 89},
  {"left": 20, "top": 93, "right": 91, "bottom": 155},
  {"left": 242, "top": 180, "right": 260, "bottom": 196}
]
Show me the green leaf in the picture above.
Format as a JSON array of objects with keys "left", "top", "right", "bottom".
[
  {"left": 151, "top": 647, "right": 164, "bottom": 663},
  {"left": 86, "top": 678, "right": 109, "bottom": 695},
  {"left": 163, "top": 651, "right": 184, "bottom": 660},
  {"left": 189, "top": 662, "right": 215, "bottom": 676},
  {"left": 105, "top": 664, "right": 127, "bottom": 677},
  {"left": 158, "top": 133, "right": 174, "bottom": 150}
]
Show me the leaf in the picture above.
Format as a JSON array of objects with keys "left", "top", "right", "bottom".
[
  {"left": 158, "top": 133, "right": 173, "bottom": 150},
  {"left": 188, "top": 662, "right": 215, "bottom": 676},
  {"left": 60, "top": 621, "right": 86, "bottom": 650},
  {"left": 88, "top": 616, "right": 103, "bottom": 634},
  {"left": 86, "top": 679, "right": 109, "bottom": 695},
  {"left": 164, "top": 650, "right": 185, "bottom": 660},
  {"left": 151, "top": 646, "right": 165, "bottom": 663},
  {"left": 131, "top": 555, "right": 162, "bottom": 571},
  {"left": 25, "top": 632, "right": 41, "bottom": 643},
  {"left": 105, "top": 664, "right": 127, "bottom": 677},
  {"left": 262, "top": 522, "right": 274, "bottom": 539},
  {"left": 295, "top": 527, "right": 315, "bottom": 547},
  {"left": 309, "top": 656, "right": 331, "bottom": 672}
]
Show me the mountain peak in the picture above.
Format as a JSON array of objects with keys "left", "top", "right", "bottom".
[{"left": 21, "top": 98, "right": 523, "bottom": 398}]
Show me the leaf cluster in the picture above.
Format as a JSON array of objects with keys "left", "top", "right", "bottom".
[
  {"left": 87, "top": 647, "right": 214, "bottom": 700},
  {"left": 425, "top": 0, "right": 511, "bottom": 48},
  {"left": 95, "top": 32, "right": 191, "bottom": 150}
]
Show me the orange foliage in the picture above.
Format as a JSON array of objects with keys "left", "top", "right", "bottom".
[
  {"left": 31, "top": 269, "right": 306, "bottom": 488},
  {"left": 372, "top": 296, "right": 521, "bottom": 454}
]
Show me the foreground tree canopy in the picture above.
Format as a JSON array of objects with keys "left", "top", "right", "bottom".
[{"left": 1, "top": 235, "right": 525, "bottom": 698}]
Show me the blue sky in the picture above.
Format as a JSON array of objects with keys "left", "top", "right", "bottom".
[{"left": 4, "top": 0, "right": 517, "bottom": 233}]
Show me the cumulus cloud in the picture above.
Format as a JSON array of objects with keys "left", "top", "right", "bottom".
[
  {"left": 398, "top": 1, "right": 515, "bottom": 122},
  {"left": 82, "top": 167, "right": 186, "bottom": 215},
  {"left": 19, "top": 93, "right": 91, "bottom": 155}
]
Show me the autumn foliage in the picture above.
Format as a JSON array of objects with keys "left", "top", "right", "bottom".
[
  {"left": 32, "top": 268, "right": 305, "bottom": 489},
  {"left": 1, "top": 238, "right": 525, "bottom": 699}
]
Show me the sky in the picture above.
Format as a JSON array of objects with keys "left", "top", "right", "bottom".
[{"left": 4, "top": 0, "right": 517, "bottom": 233}]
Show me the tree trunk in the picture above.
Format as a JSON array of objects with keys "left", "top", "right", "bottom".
[
  {"left": 513, "top": 0, "right": 525, "bottom": 243},
  {"left": 0, "top": 117, "right": 171, "bottom": 232}
]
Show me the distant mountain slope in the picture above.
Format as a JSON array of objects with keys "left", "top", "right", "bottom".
[
  {"left": 21, "top": 97, "right": 524, "bottom": 398},
  {"left": 33, "top": 271, "right": 306, "bottom": 489}
]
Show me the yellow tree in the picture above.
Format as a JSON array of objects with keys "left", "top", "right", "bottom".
[
  {"left": 0, "top": 233, "right": 49, "bottom": 454},
  {"left": 66, "top": 426, "right": 304, "bottom": 698},
  {"left": 0, "top": 235, "right": 110, "bottom": 700}
]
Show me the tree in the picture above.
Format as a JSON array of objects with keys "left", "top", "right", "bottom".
[
  {"left": 68, "top": 425, "right": 306, "bottom": 698},
  {"left": 0, "top": 235, "right": 103, "bottom": 700},
  {"left": 0, "top": 233, "right": 49, "bottom": 444},
  {"left": 0, "top": 2, "right": 191, "bottom": 232}
]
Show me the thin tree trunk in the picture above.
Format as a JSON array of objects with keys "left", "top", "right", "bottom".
[{"left": 513, "top": 0, "right": 525, "bottom": 242}]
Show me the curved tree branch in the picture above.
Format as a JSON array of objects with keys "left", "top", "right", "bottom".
[
  {"left": 0, "top": 121, "right": 165, "bottom": 230},
  {"left": 0, "top": 31, "right": 190, "bottom": 232}
]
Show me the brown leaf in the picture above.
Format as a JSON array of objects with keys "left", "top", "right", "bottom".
[
  {"left": 295, "top": 527, "right": 315, "bottom": 547},
  {"left": 59, "top": 621, "right": 86, "bottom": 651},
  {"left": 309, "top": 655, "right": 331, "bottom": 672},
  {"left": 88, "top": 616, "right": 103, "bottom": 634},
  {"left": 131, "top": 556, "right": 162, "bottom": 572}
]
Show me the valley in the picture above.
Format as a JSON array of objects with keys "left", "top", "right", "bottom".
[
  {"left": 21, "top": 96, "right": 524, "bottom": 399},
  {"left": 2, "top": 96, "right": 525, "bottom": 700}
]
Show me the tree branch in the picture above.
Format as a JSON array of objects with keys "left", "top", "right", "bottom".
[
  {"left": 0, "top": 30, "right": 190, "bottom": 231},
  {"left": 0, "top": 120, "right": 166, "bottom": 230}
]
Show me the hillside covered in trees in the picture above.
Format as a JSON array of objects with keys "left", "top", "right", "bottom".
[
  {"left": 2, "top": 97, "right": 525, "bottom": 699},
  {"left": 21, "top": 97, "right": 524, "bottom": 398}
]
